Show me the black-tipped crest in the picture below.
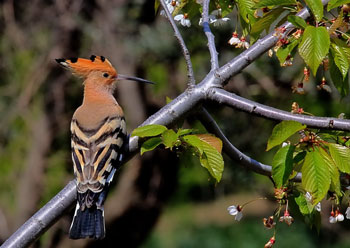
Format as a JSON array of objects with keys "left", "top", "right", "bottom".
[
  {"left": 70, "top": 57, "right": 78, "bottom": 63},
  {"left": 90, "top": 55, "right": 96, "bottom": 62},
  {"left": 100, "top": 56, "right": 105, "bottom": 62}
]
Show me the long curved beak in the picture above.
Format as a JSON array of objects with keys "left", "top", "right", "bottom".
[{"left": 117, "top": 74, "right": 155, "bottom": 85}]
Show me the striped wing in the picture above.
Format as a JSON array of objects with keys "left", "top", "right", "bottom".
[{"left": 70, "top": 116, "right": 126, "bottom": 193}]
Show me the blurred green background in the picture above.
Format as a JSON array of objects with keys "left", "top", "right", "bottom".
[{"left": 1, "top": 0, "right": 350, "bottom": 247}]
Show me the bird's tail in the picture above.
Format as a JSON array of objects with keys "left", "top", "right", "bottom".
[{"left": 69, "top": 202, "right": 105, "bottom": 239}]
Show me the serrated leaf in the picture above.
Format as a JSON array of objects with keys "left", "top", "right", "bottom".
[
  {"left": 256, "top": 0, "right": 296, "bottom": 7},
  {"left": 162, "top": 129, "right": 178, "bottom": 148},
  {"left": 132, "top": 124, "right": 168, "bottom": 138},
  {"left": 301, "top": 147, "right": 331, "bottom": 204},
  {"left": 272, "top": 144, "right": 295, "bottom": 188},
  {"left": 140, "top": 137, "right": 163, "bottom": 155},
  {"left": 327, "top": 0, "right": 350, "bottom": 11},
  {"left": 237, "top": 0, "right": 255, "bottom": 23},
  {"left": 267, "top": 121, "right": 306, "bottom": 151},
  {"left": 287, "top": 15, "right": 307, "bottom": 29},
  {"left": 251, "top": 7, "right": 285, "bottom": 40},
  {"left": 319, "top": 147, "right": 341, "bottom": 196},
  {"left": 304, "top": 0, "right": 324, "bottom": 22},
  {"left": 183, "top": 135, "right": 224, "bottom": 182},
  {"left": 298, "top": 26, "right": 330, "bottom": 76},
  {"left": 328, "top": 143, "right": 350, "bottom": 173},
  {"left": 331, "top": 43, "right": 349, "bottom": 80},
  {"left": 276, "top": 39, "right": 299, "bottom": 65},
  {"left": 329, "top": 50, "right": 349, "bottom": 97},
  {"left": 195, "top": 134, "right": 223, "bottom": 153}
]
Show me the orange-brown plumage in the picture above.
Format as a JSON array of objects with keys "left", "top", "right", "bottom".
[{"left": 57, "top": 55, "right": 126, "bottom": 240}]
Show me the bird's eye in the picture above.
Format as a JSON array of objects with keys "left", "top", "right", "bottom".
[{"left": 103, "top": 73, "right": 109, "bottom": 78}]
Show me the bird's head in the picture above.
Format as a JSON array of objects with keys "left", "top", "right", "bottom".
[
  {"left": 56, "top": 55, "right": 118, "bottom": 86},
  {"left": 56, "top": 55, "right": 155, "bottom": 88}
]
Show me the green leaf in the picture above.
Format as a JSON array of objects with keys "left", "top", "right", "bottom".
[
  {"left": 256, "top": 0, "right": 296, "bottom": 7},
  {"left": 177, "top": 128, "right": 193, "bottom": 137},
  {"left": 251, "top": 7, "right": 285, "bottom": 40},
  {"left": 328, "top": 143, "right": 350, "bottom": 173},
  {"left": 272, "top": 144, "right": 295, "bottom": 188},
  {"left": 196, "top": 134, "right": 223, "bottom": 153},
  {"left": 329, "top": 50, "right": 349, "bottom": 97},
  {"left": 301, "top": 147, "right": 331, "bottom": 204},
  {"left": 319, "top": 147, "right": 341, "bottom": 196},
  {"left": 287, "top": 15, "right": 307, "bottom": 29},
  {"left": 267, "top": 121, "right": 306, "bottom": 151},
  {"left": 294, "top": 151, "right": 307, "bottom": 164},
  {"left": 237, "top": 0, "right": 255, "bottom": 23},
  {"left": 304, "top": 0, "right": 324, "bottom": 22},
  {"left": 131, "top": 124, "right": 168, "bottom": 138},
  {"left": 162, "top": 129, "right": 178, "bottom": 148},
  {"left": 183, "top": 135, "right": 224, "bottom": 182},
  {"left": 328, "top": 0, "right": 350, "bottom": 11},
  {"left": 276, "top": 39, "right": 299, "bottom": 65},
  {"left": 295, "top": 194, "right": 313, "bottom": 215},
  {"left": 140, "top": 137, "right": 163, "bottom": 155},
  {"left": 298, "top": 26, "right": 330, "bottom": 76},
  {"left": 331, "top": 43, "right": 350, "bottom": 79}
]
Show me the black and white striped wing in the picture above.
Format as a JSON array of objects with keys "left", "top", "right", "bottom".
[{"left": 70, "top": 116, "right": 126, "bottom": 193}]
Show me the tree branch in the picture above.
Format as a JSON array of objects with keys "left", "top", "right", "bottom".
[
  {"left": 159, "top": 0, "right": 196, "bottom": 86},
  {"left": 207, "top": 88, "right": 350, "bottom": 131},
  {"left": 202, "top": 0, "right": 219, "bottom": 70}
]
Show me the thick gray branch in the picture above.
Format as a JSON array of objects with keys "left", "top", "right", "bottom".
[{"left": 207, "top": 88, "right": 350, "bottom": 131}]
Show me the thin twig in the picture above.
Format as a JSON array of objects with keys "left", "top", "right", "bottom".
[
  {"left": 202, "top": 0, "right": 219, "bottom": 70},
  {"left": 159, "top": 0, "right": 196, "bottom": 86},
  {"left": 207, "top": 88, "right": 350, "bottom": 131},
  {"left": 197, "top": 108, "right": 273, "bottom": 176}
]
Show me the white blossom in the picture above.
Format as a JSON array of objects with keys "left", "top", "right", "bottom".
[
  {"left": 345, "top": 207, "right": 350, "bottom": 219},
  {"left": 227, "top": 205, "right": 243, "bottom": 221},
  {"left": 174, "top": 14, "right": 191, "bottom": 27}
]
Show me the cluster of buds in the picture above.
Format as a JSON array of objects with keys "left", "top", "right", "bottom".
[
  {"left": 292, "top": 29, "right": 303, "bottom": 39},
  {"left": 273, "top": 37, "right": 289, "bottom": 53},
  {"left": 329, "top": 209, "right": 344, "bottom": 223},
  {"left": 274, "top": 187, "right": 288, "bottom": 202},
  {"left": 279, "top": 210, "right": 294, "bottom": 226},
  {"left": 303, "top": 67, "right": 310, "bottom": 82},
  {"left": 317, "top": 77, "right": 332, "bottom": 93},
  {"left": 291, "top": 102, "right": 304, "bottom": 114},
  {"left": 228, "top": 32, "right": 249, "bottom": 49},
  {"left": 263, "top": 216, "right": 276, "bottom": 229},
  {"left": 274, "top": 26, "right": 287, "bottom": 39},
  {"left": 282, "top": 54, "right": 293, "bottom": 67},
  {"left": 264, "top": 237, "right": 276, "bottom": 248}
]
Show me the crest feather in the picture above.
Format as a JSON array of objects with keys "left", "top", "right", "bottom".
[{"left": 55, "top": 55, "right": 117, "bottom": 78}]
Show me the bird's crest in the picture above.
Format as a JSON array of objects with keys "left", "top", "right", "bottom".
[{"left": 56, "top": 55, "right": 117, "bottom": 78}]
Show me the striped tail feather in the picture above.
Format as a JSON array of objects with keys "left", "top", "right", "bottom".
[{"left": 69, "top": 202, "right": 105, "bottom": 239}]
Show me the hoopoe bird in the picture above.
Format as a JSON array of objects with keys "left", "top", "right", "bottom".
[{"left": 56, "top": 55, "right": 153, "bottom": 239}]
